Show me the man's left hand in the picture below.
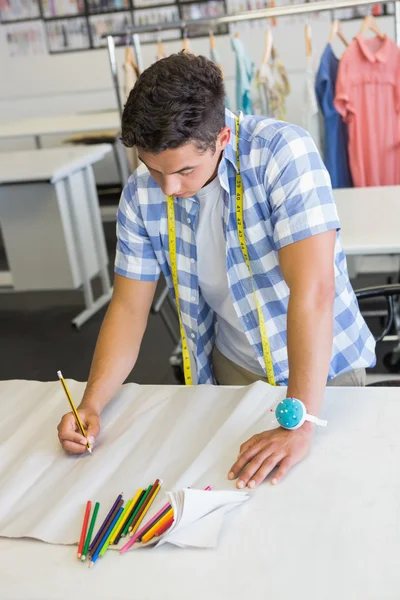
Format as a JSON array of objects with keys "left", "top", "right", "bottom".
[{"left": 228, "top": 423, "right": 314, "bottom": 488}]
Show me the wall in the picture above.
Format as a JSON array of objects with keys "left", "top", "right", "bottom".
[{"left": 0, "top": 13, "right": 396, "bottom": 184}]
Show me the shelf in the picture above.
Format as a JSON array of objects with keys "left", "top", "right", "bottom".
[
  {"left": 1, "top": 16, "right": 41, "bottom": 23},
  {"left": 43, "top": 13, "right": 86, "bottom": 20},
  {"left": 87, "top": 6, "right": 131, "bottom": 13}
]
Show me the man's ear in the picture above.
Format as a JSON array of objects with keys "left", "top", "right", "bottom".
[{"left": 217, "top": 126, "right": 231, "bottom": 151}]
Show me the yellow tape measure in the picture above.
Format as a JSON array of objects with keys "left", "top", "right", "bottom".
[
  {"left": 234, "top": 117, "right": 275, "bottom": 386},
  {"left": 167, "top": 197, "right": 193, "bottom": 385},
  {"left": 167, "top": 115, "right": 275, "bottom": 386}
]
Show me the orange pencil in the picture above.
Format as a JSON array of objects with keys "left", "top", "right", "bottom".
[
  {"left": 156, "top": 516, "right": 174, "bottom": 537},
  {"left": 141, "top": 508, "right": 173, "bottom": 543},
  {"left": 77, "top": 501, "right": 91, "bottom": 559}
]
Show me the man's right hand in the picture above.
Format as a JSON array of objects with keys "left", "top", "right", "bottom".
[{"left": 57, "top": 407, "right": 101, "bottom": 455}]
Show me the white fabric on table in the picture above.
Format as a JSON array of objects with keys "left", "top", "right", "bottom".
[{"left": 0, "top": 380, "right": 284, "bottom": 546}]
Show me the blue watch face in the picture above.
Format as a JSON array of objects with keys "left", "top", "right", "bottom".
[{"left": 275, "top": 398, "right": 304, "bottom": 429}]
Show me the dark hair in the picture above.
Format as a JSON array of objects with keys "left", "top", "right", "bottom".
[{"left": 121, "top": 52, "right": 226, "bottom": 154}]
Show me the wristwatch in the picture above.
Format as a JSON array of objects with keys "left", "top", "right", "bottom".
[{"left": 275, "top": 397, "right": 328, "bottom": 430}]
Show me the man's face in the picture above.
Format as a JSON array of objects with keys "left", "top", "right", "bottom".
[{"left": 138, "top": 127, "right": 231, "bottom": 198}]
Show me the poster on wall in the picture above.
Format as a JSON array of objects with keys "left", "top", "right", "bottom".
[
  {"left": 4, "top": 21, "right": 47, "bottom": 56},
  {"left": 0, "top": 0, "right": 41, "bottom": 21},
  {"left": 46, "top": 17, "right": 90, "bottom": 51}
]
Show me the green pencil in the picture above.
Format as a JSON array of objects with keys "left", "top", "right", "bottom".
[
  {"left": 127, "top": 485, "right": 152, "bottom": 533},
  {"left": 81, "top": 501, "right": 100, "bottom": 562},
  {"left": 121, "top": 489, "right": 145, "bottom": 537}
]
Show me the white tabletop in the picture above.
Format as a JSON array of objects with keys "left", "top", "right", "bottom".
[
  {"left": 0, "top": 111, "right": 121, "bottom": 140},
  {"left": 1, "top": 382, "right": 400, "bottom": 600},
  {"left": 335, "top": 185, "right": 400, "bottom": 255},
  {"left": 0, "top": 144, "right": 112, "bottom": 184}
]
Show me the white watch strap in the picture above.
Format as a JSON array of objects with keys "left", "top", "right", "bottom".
[{"left": 305, "top": 414, "right": 328, "bottom": 427}]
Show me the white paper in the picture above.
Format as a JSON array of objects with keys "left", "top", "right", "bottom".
[
  {"left": 154, "top": 489, "right": 251, "bottom": 548},
  {"left": 0, "top": 380, "right": 285, "bottom": 547}
]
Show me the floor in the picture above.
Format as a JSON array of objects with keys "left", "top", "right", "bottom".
[{"left": 0, "top": 190, "right": 399, "bottom": 385}]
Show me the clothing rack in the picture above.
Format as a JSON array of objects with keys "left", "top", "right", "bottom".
[{"left": 105, "top": 0, "right": 400, "bottom": 119}]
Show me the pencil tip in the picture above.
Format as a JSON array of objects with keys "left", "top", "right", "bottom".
[
  {"left": 87, "top": 447, "right": 92, "bottom": 454},
  {"left": 89, "top": 562, "right": 94, "bottom": 569},
  {"left": 81, "top": 556, "right": 86, "bottom": 562},
  {"left": 57, "top": 370, "right": 62, "bottom": 379}
]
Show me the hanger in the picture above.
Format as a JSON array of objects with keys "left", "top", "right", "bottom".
[
  {"left": 125, "top": 46, "right": 140, "bottom": 77},
  {"left": 182, "top": 27, "right": 190, "bottom": 53},
  {"left": 262, "top": 28, "right": 273, "bottom": 64},
  {"left": 157, "top": 33, "right": 165, "bottom": 60},
  {"left": 328, "top": 19, "right": 348, "bottom": 46},
  {"left": 268, "top": 0, "right": 277, "bottom": 27},
  {"left": 209, "top": 30, "right": 216, "bottom": 50},
  {"left": 359, "top": 14, "right": 385, "bottom": 39},
  {"left": 305, "top": 23, "right": 312, "bottom": 58}
]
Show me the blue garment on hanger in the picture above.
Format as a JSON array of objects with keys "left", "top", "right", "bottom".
[
  {"left": 231, "top": 36, "right": 254, "bottom": 115},
  {"left": 315, "top": 44, "right": 353, "bottom": 189},
  {"left": 210, "top": 46, "right": 231, "bottom": 109}
]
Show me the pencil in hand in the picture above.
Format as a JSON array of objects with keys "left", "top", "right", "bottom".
[{"left": 57, "top": 370, "right": 92, "bottom": 454}]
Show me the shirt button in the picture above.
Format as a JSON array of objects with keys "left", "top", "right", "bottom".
[
  {"left": 191, "top": 296, "right": 195, "bottom": 302},
  {"left": 190, "top": 258, "right": 195, "bottom": 264},
  {"left": 187, "top": 218, "right": 191, "bottom": 224},
  {"left": 191, "top": 333, "right": 195, "bottom": 339}
]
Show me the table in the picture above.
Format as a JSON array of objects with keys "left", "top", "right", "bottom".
[
  {"left": 0, "top": 145, "right": 113, "bottom": 328},
  {"left": 1, "top": 382, "right": 400, "bottom": 600},
  {"left": 0, "top": 110, "right": 129, "bottom": 183},
  {"left": 334, "top": 185, "right": 400, "bottom": 256}
]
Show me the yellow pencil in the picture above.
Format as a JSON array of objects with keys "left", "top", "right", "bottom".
[
  {"left": 57, "top": 370, "right": 92, "bottom": 454},
  {"left": 141, "top": 508, "right": 174, "bottom": 544},
  {"left": 130, "top": 483, "right": 162, "bottom": 536}
]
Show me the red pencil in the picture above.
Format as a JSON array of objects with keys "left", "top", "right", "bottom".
[
  {"left": 77, "top": 501, "right": 92, "bottom": 559},
  {"left": 156, "top": 517, "right": 174, "bottom": 537}
]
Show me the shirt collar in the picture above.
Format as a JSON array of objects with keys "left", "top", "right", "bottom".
[
  {"left": 355, "top": 34, "right": 390, "bottom": 63},
  {"left": 220, "top": 108, "right": 239, "bottom": 174}
]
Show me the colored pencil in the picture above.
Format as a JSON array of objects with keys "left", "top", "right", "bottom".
[
  {"left": 134, "top": 503, "right": 172, "bottom": 543},
  {"left": 89, "top": 493, "right": 122, "bottom": 554},
  {"left": 156, "top": 516, "right": 174, "bottom": 537},
  {"left": 77, "top": 500, "right": 91, "bottom": 559},
  {"left": 120, "top": 489, "right": 143, "bottom": 538},
  {"left": 57, "top": 371, "right": 92, "bottom": 454},
  {"left": 108, "top": 499, "right": 133, "bottom": 546},
  {"left": 141, "top": 508, "right": 174, "bottom": 544},
  {"left": 126, "top": 486, "right": 151, "bottom": 533},
  {"left": 89, "top": 498, "right": 123, "bottom": 558},
  {"left": 129, "top": 480, "right": 162, "bottom": 536},
  {"left": 89, "top": 507, "right": 123, "bottom": 568},
  {"left": 81, "top": 501, "right": 100, "bottom": 562}
]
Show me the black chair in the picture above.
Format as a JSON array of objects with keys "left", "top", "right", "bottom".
[{"left": 355, "top": 284, "right": 400, "bottom": 386}]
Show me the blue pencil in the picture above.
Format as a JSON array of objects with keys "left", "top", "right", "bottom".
[
  {"left": 89, "top": 507, "right": 123, "bottom": 568},
  {"left": 89, "top": 493, "right": 122, "bottom": 554}
]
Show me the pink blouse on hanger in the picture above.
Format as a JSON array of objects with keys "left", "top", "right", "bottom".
[{"left": 335, "top": 35, "right": 400, "bottom": 187}]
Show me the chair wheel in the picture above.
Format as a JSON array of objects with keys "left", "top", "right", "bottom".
[{"left": 383, "top": 351, "right": 400, "bottom": 373}]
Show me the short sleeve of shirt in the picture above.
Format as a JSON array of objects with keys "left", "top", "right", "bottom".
[
  {"left": 264, "top": 125, "right": 341, "bottom": 250},
  {"left": 114, "top": 181, "right": 161, "bottom": 281}
]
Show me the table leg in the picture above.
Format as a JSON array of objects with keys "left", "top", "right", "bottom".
[{"left": 83, "top": 166, "right": 112, "bottom": 297}]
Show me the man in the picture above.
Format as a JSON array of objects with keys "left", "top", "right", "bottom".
[{"left": 57, "top": 53, "right": 376, "bottom": 489}]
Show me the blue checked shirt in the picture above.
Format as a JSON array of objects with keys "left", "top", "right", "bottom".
[{"left": 115, "top": 109, "right": 376, "bottom": 384}]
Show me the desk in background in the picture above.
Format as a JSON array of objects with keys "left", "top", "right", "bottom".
[{"left": 0, "top": 145, "right": 113, "bottom": 328}]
